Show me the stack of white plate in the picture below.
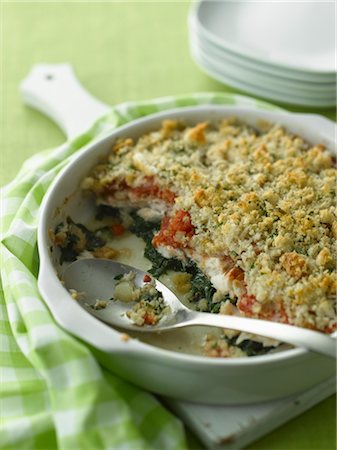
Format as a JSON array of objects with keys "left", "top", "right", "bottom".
[{"left": 188, "top": 0, "right": 336, "bottom": 107}]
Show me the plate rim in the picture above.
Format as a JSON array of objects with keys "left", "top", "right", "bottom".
[{"left": 191, "top": 0, "right": 336, "bottom": 77}]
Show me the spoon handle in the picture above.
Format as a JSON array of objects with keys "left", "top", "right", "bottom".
[{"left": 185, "top": 311, "right": 336, "bottom": 359}]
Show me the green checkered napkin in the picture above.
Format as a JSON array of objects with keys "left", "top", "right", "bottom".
[{"left": 1, "top": 93, "right": 276, "bottom": 449}]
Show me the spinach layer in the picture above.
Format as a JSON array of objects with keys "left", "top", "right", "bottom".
[
  {"left": 129, "top": 211, "right": 230, "bottom": 312},
  {"left": 55, "top": 217, "right": 105, "bottom": 263},
  {"left": 54, "top": 206, "right": 277, "bottom": 356},
  {"left": 226, "top": 336, "right": 275, "bottom": 357},
  {"left": 128, "top": 210, "right": 277, "bottom": 355}
]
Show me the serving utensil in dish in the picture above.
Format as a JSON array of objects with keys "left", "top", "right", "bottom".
[
  {"left": 21, "top": 64, "right": 336, "bottom": 405},
  {"left": 64, "top": 259, "right": 336, "bottom": 359}
]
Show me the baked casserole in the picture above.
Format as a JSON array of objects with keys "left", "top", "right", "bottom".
[{"left": 53, "top": 118, "right": 336, "bottom": 356}]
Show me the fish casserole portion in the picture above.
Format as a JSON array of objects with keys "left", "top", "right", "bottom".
[{"left": 81, "top": 118, "right": 336, "bottom": 334}]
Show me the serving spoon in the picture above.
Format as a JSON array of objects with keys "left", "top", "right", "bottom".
[{"left": 63, "top": 259, "right": 336, "bottom": 359}]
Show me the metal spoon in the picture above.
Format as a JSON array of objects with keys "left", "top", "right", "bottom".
[{"left": 63, "top": 258, "right": 336, "bottom": 359}]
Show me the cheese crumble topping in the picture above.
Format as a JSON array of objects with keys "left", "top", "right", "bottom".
[{"left": 83, "top": 118, "right": 336, "bottom": 333}]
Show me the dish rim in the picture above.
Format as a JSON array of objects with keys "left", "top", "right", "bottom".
[
  {"left": 188, "top": 13, "right": 337, "bottom": 87},
  {"left": 189, "top": 32, "right": 336, "bottom": 98},
  {"left": 190, "top": 43, "right": 336, "bottom": 108}
]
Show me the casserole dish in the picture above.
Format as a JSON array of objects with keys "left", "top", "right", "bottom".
[{"left": 23, "top": 65, "right": 336, "bottom": 404}]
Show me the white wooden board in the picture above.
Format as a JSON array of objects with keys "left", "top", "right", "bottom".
[{"left": 165, "top": 377, "right": 336, "bottom": 449}]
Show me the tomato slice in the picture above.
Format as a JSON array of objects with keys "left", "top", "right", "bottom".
[
  {"left": 111, "top": 223, "right": 125, "bottom": 236},
  {"left": 152, "top": 210, "right": 195, "bottom": 249},
  {"left": 130, "top": 176, "right": 176, "bottom": 204},
  {"left": 238, "top": 293, "right": 289, "bottom": 324},
  {"left": 102, "top": 176, "right": 176, "bottom": 204}
]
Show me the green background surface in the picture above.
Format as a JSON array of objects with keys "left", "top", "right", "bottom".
[{"left": 1, "top": 2, "right": 336, "bottom": 449}]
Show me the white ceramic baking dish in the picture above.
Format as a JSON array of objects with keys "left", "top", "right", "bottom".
[{"left": 22, "top": 64, "right": 336, "bottom": 405}]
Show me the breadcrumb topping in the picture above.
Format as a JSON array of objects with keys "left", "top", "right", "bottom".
[{"left": 83, "top": 118, "right": 336, "bottom": 332}]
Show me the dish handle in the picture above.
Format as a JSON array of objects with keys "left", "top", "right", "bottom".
[{"left": 20, "top": 64, "right": 111, "bottom": 140}]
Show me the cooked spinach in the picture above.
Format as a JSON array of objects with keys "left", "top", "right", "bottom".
[
  {"left": 75, "top": 222, "right": 105, "bottom": 251},
  {"left": 128, "top": 211, "right": 184, "bottom": 277},
  {"left": 188, "top": 264, "right": 215, "bottom": 304},
  {"left": 114, "top": 274, "right": 124, "bottom": 281},
  {"left": 58, "top": 231, "right": 80, "bottom": 263},
  {"left": 95, "top": 205, "right": 120, "bottom": 220},
  {"left": 146, "top": 244, "right": 185, "bottom": 278},
  {"left": 208, "top": 302, "right": 221, "bottom": 313},
  {"left": 95, "top": 226, "right": 114, "bottom": 242},
  {"left": 227, "top": 336, "right": 276, "bottom": 356},
  {"left": 56, "top": 217, "right": 105, "bottom": 264},
  {"left": 129, "top": 211, "right": 160, "bottom": 240},
  {"left": 126, "top": 211, "right": 233, "bottom": 309}
]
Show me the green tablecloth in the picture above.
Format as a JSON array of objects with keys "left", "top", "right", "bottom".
[{"left": 1, "top": 2, "right": 336, "bottom": 450}]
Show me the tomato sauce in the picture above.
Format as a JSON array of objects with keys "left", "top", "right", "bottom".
[
  {"left": 237, "top": 294, "right": 256, "bottom": 316},
  {"left": 152, "top": 210, "right": 195, "bottom": 249},
  {"left": 325, "top": 323, "right": 337, "bottom": 333},
  {"left": 238, "top": 293, "right": 289, "bottom": 324},
  {"left": 111, "top": 223, "right": 125, "bottom": 236},
  {"left": 102, "top": 176, "right": 175, "bottom": 204},
  {"left": 102, "top": 180, "right": 128, "bottom": 196},
  {"left": 130, "top": 176, "right": 176, "bottom": 204}
]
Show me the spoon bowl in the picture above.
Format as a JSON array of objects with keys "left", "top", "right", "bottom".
[{"left": 63, "top": 258, "right": 336, "bottom": 359}]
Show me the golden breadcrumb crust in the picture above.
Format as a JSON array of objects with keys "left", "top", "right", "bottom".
[{"left": 83, "top": 118, "right": 336, "bottom": 332}]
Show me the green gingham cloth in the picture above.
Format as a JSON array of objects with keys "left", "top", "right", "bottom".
[{"left": 0, "top": 93, "right": 277, "bottom": 450}]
